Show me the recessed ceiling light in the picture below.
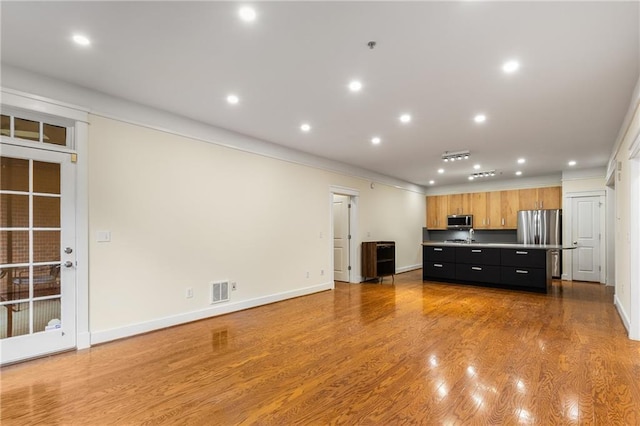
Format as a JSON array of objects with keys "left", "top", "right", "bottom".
[
  {"left": 349, "top": 80, "right": 363, "bottom": 92},
  {"left": 568, "top": 160, "right": 577, "bottom": 166},
  {"left": 300, "top": 123, "right": 311, "bottom": 132},
  {"left": 473, "top": 164, "right": 481, "bottom": 170},
  {"left": 474, "top": 114, "right": 487, "bottom": 123},
  {"left": 371, "top": 136, "right": 381, "bottom": 145},
  {"left": 515, "top": 171, "right": 523, "bottom": 176},
  {"left": 517, "top": 158, "right": 526, "bottom": 164},
  {"left": 502, "top": 60, "right": 520, "bottom": 74},
  {"left": 72, "top": 34, "right": 91, "bottom": 46},
  {"left": 226, "top": 94, "right": 239, "bottom": 104},
  {"left": 468, "top": 176, "right": 475, "bottom": 181},
  {"left": 437, "top": 168, "right": 444, "bottom": 174},
  {"left": 399, "top": 114, "right": 411, "bottom": 123},
  {"left": 429, "top": 180, "right": 435, "bottom": 185},
  {"left": 238, "top": 6, "right": 257, "bottom": 22}
]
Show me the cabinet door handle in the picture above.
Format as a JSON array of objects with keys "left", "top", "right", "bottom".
[
  {"left": 434, "top": 264, "right": 443, "bottom": 268},
  {"left": 434, "top": 248, "right": 443, "bottom": 251},
  {"left": 501, "top": 218, "right": 505, "bottom": 226},
  {"left": 471, "top": 266, "right": 482, "bottom": 271},
  {"left": 471, "top": 249, "right": 482, "bottom": 253},
  {"left": 540, "top": 201, "right": 543, "bottom": 209},
  {"left": 516, "top": 270, "right": 529, "bottom": 274},
  {"left": 516, "top": 251, "right": 528, "bottom": 255}
]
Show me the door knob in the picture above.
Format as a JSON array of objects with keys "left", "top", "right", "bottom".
[
  {"left": 64, "top": 261, "right": 74, "bottom": 268},
  {"left": 64, "top": 247, "right": 73, "bottom": 254},
  {"left": 573, "top": 241, "right": 578, "bottom": 245}
]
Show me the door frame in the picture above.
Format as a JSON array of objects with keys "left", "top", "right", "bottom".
[
  {"left": 628, "top": 132, "right": 640, "bottom": 340},
  {"left": 1, "top": 88, "right": 90, "bottom": 352},
  {"left": 329, "top": 185, "right": 359, "bottom": 283},
  {"left": 563, "top": 190, "right": 606, "bottom": 283}
]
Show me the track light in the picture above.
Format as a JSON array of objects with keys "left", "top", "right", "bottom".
[
  {"left": 442, "top": 150, "right": 471, "bottom": 162},
  {"left": 470, "top": 170, "right": 496, "bottom": 179}
]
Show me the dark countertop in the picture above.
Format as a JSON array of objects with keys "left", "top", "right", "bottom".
[{"left": 422, "top": 241, "right": 575, "bottom": 250}]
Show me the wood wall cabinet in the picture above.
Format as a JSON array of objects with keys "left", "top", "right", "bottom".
[
  {"left": 519, "top": 187, "right": 561, "bottom": 210},
  {"left": 426, "top": 195, "right": 448, "bottom": 229},
  {"left": 362, "top": 241, "right": 396, "bottom": 282},
  {"left": 425, "top": 186, "right": 561, "bottom": 231},
  {"left": 470, "top": 192, "right": 489, "bottom": 229},
  {"left": 447, "top": 193, "right": 470, "bottom": 215}
]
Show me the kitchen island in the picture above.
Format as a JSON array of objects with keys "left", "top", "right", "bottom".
[{"left": 422, "top": 241, "right": 572, "bottom": 293}]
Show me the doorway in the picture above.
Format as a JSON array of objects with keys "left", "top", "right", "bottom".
[
  {"left": 0, "top": 144, "right": 77, "bottom": 364},
  {"left": 333, "top": 194, "right": 350, "bottom": 282},
  {"left": 571, "top": 195, "right": 604, "bottom": 282}
]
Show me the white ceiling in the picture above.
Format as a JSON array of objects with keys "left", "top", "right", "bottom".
[{"left": 1, "top": 1, "right": 639, "bottom": 188}]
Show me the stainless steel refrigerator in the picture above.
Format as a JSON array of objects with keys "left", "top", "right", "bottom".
[{"left": 517, "top": 209, "right": 562, "bottom": 278}]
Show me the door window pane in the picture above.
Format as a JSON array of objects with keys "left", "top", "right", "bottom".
[
  {"left": 1, "top": 115, "right": 10, "bottom": 137},
  {"left": 33, "top": 197, "right": 60, "bottom": 228},
  {"left": 0, "top": 301, "right": 30, "bottom": 339},
  {"left": 0, "top": 157, "right": 29, "bottom": 192},
  {"left": 14, "top": 118, "right": 40, "bottom": 142},
  {"left": 33, "top": 299, "right": 61, "bottom": 333},
  {"left": 0, "top": 231, "right": 29, "bottom": 264},
  {"left": 33, "top": 231, "right": 60, "bottom": 263},
  {"left": 33, "top": 161, "right": 60, "bottom": 194},
  {"left": 43, "top": 124, "right": 67, "bottom": 147},
  {"left": 0, "top": 194, "right": 29, "bottom": 228},
  {"left": 0, "top": 266, "right": 30, "bottom": 302}
]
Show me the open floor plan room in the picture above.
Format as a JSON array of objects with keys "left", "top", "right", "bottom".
[{"left": 2, "top": 270, "right": 639, "bottom": 424}]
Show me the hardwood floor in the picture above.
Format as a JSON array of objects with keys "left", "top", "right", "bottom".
[{"left": 2, "top": 270, "right": 640, "bottom": 425}]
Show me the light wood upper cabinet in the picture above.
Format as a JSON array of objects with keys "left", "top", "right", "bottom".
[
  {"left": 447, "top": 193, "right": 470, "bottom": 215},
  {"left": 426, "top": 195, "right": 448, "bottom": 229},
  {"left": 538, "top": 186, "right": 561, "bottom": 209},
  {"left": 426, "top": 186, "right": 561, "bottom": 231},
  {"left": 501, "top": 190, "right": 520, "bottom": 229},
  {"left": 470, "top": 192, "right": 489, "bottom": 229},
  {"left": 519, "top": 186, "right": 561, "bottom": 210}
]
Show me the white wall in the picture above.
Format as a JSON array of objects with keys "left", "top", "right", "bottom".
[
  {"left": 607, "top": 75, "right": 640, "bottom": 338},
  {"left": 88, "top": 115, "right": 425, "bottom": 342}
]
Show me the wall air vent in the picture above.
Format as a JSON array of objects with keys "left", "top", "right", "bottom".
[{"left": 210, "top": 281, "right": 230, "bottom": 304}]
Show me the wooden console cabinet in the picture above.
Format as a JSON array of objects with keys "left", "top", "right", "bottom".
[{"left": 362, "top": 241, "right": 396, "bottom": 282}]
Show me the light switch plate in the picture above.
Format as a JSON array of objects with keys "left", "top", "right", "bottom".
[{"left": 97, "top": 231, "right": 111, "bottom": 242}]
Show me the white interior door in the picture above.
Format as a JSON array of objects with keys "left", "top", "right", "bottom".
[
  {"left": 0, "top": 144, "right": 76, "bottom": 364},
  {"left": 571, "top": 196, "right": 601, "bottom": 282},
  {"left": 333, "top": 194, "right": 350, "bottom": 282}
]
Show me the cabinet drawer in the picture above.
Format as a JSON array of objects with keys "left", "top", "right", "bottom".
[
  {"left": 424, "top": 261, "right": 456, "bottom": 280},
  {"left": 501, "top": 249, "right": 546, "bottom": 268},
  {"left": 423, "top": 246, "right": 455, "bottom": 263},
  {"left": 455, "top": 264, "right": 501, "bottom": 284},
  {"left": 501, "top": 266, "right": 547, "bottom": 288},
  {"left": 455, "top": 247, "right": 500, "bottom": 266}
]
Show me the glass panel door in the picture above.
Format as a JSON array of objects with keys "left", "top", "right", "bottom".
[{"left": 0, "top": 144, "right": 76, "bottom": 364}]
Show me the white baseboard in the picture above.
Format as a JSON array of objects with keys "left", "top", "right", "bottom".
[
  {"left": 561, "top": 273, "right": 570, "bottom": 281},
  {"left": 396, "top": 264, "right": 422, "bottom": 274},
  {"left": 77, "top": 331, "right": 91, "bottom": 349},
  {"left": 90, "top": 281, "right": 334, "bottom": 345},
  {"left": 614, "top": 293, "right": 631, "bottom": 334}
]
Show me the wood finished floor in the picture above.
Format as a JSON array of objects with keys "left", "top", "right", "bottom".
[{"left": 2, "top": 270, "right": 640, "bottom": 425}]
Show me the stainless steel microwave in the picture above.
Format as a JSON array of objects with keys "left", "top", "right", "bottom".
[{"left": 447, "top": 215, "right": 473, "bottom": 229}]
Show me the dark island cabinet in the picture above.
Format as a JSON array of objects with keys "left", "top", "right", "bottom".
[{"left": 423, "top": 245, "right": 551, "bottom": 292}]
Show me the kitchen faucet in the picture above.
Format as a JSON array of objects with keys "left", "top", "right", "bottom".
[{"left": 467, "top": 228, "right": 474, "bottom": 243}]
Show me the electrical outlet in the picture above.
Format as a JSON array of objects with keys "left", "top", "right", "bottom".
[
  {"left": 321, "top": 269, "right": 325, "bottom": 276},
  {"left": 231, "top": 282, "right": 237, "bottom": 291},
  {"left": 306, "top": 271, "right": 310, "bottom": 278},
  {"left": 186, "top": 287, "right": 193, "bottom": 299}
]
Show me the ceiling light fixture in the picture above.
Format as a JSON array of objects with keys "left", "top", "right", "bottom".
[
  {"left": 502, "top": 60, "right": 520, "bottom": 74},
  {"left": 515, "top": 171, "right": 523, "bottom": 176},
  {"left": 429, "top": 180, "right": 435, "bottom": 185},
  {"left": 226, "top": 94, "right": 239, "bottom": 104},
  {"left": 300, "top": 123, "right": 311, "bottom": 132},
  {"left": 238, "top": 6, "right": 257, "bottom": 22},
  {"left": 473, "top": 164, "right": 481, "bottom": 170},
  {"left": 442, "top": 150, "right": 470, "bottom": 162},
  {"left": 517, "top": 158, "right": 526, "bottom": 164},
  {"left": 399, "top": 114, "right": 411, "bottom": 123},
  {"left": 371, "top": 136, "right": 381, "bottom": 145},
  {"left": 568, "top": 160, "right": 577, "bottom": 166},
  {"left": 438, "top": 168, "right": 444, "bottom": 174},
  {"left": 474, "top": 114, "right": 487, "bottom": 123},
  {"left": 72, "top": 34, "right": 91, "bottom": 46},
  {"left": 468, "top": 176, "right": 475, "bottom": 181},
  {"left": 348, "top": 80, "right": 363, "bottom": 92},
  {"left": 470, "top": 170, "right": 496, "bottom": 179}
]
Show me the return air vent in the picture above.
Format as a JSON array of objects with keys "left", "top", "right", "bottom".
[{"left": 210, "top": 281, "right": 230, "bottom": 304}]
